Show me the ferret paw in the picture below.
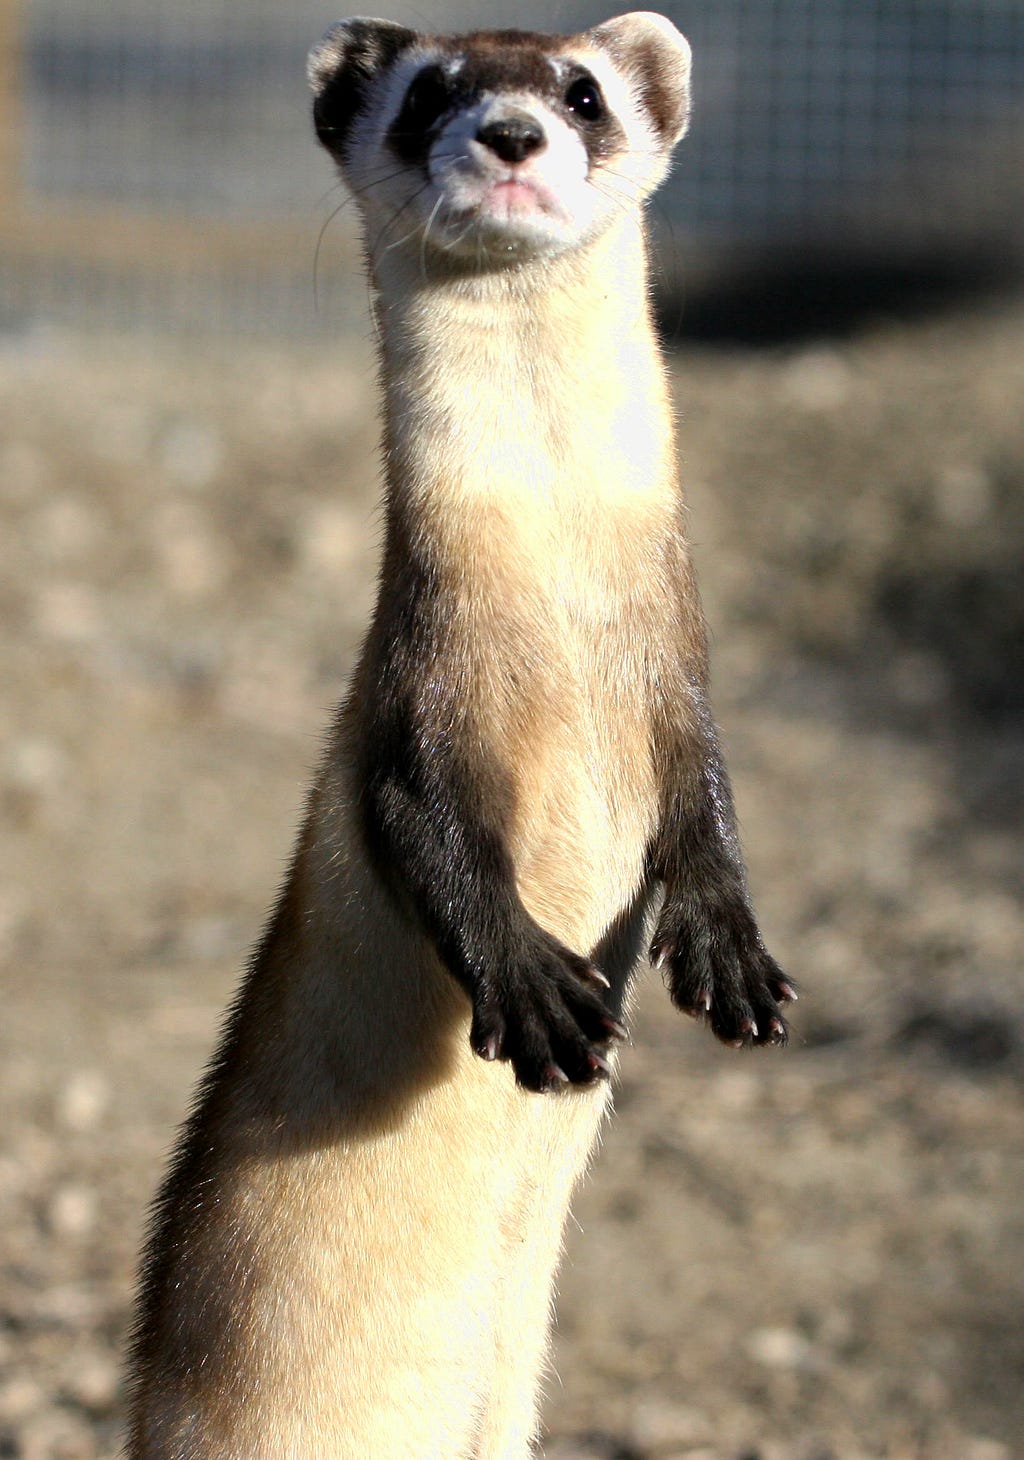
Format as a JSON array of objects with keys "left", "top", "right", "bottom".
[
  {"left": 470, "top": 931, "right": 622, "bottom": 1093},
  {"left": 650, "top": 900, "right": 796, "bottom": 1049}
]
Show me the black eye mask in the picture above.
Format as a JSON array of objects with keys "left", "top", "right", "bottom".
[{"left": 381, "top": 38, "right": 626, "bottom": 173}]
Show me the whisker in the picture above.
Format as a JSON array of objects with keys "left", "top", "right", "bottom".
[
  {"left": 592, "top": 173, "right": 649, "bottom": 225},
  {"left": 596, "top": 166, "right": 683, "bottom": 312},
  {"left": 381, "top": 215, "right": 428, "bottom": 257},
  {"left": 419, "top": 193, "right": 447, "bottom": 280},
  {"left": 316, "top": 177, "right": 349, "bottom": 209},
  {"left": 592, "top": 167, "right": 642, "bottom": 207},
  {"left": 589, "top": 181, "right": 644, "bottom": 234},
  {"left": 313, "top": 195, "right": 357, "bottom": 311},
  {"left": 375, "top": 181, "right": 434, "bottom": 257},
  {"left": 313, "top": 167, "right": 426, "bottom": 308},
  {"left": 350, "top": 165, "right": 426, "bottom": 199},
  {"left": 430, "top": 150, "right": 470, "bottom": 169},
  {"left": 440, "top": 213, "right": 479, "bottom": 258}
]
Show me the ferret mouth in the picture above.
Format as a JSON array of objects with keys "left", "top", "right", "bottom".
[
  {"left": 480, "top": 176, "right": 561, "bottom": 219},
  {"left": 442, "top": 174, "right": 570, "bottom": 237},
  {"left": 422, "top": 135, "right": 587, "bottom": 259}
]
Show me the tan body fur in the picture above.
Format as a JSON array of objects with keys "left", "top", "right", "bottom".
[{"left": 127, "top": 17, "right": 790, "bottom": 1457}]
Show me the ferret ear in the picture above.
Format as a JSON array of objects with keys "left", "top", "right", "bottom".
[
  {"left": 588, "top": 11, "right": 692, "bottom": 146},
  {"left": 308, "top": 17, "right": 416, "bottom": 157}
]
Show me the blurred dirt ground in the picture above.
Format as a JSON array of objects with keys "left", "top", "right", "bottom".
[{"left": 1, "top": 297, "right": 1022, "bottom": 1460}]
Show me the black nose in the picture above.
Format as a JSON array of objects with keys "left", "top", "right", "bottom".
[{"left": 476, "top": 116, "right": 545, "bottom": 164}]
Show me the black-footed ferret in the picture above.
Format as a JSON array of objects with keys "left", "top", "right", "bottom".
[{"left": 126, "top": 14, "right": 794, "bottom": 1458}]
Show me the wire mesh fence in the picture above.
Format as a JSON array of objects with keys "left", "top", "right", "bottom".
[{"left": 2, "top": 0, "right": 1022, "bottom": 337}]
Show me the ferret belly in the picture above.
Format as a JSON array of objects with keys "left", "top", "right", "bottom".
[
  {"left": 428, "top": 489, "right": 666, "bottom": 963},
  {"left": 141, "top": 832, "right": 612, "bottom": 1458},
  {"left": 183, "top": 762, "right": 614, "bottom": 1448},
  {"left": 510, "top": 705, "right": 658, "bottom": 954},
  {"left": 458, "top": 598, "right": 661, "bottom": 957}
]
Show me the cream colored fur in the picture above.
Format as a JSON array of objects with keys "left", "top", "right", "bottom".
[{"left": 375, "top": 224, "right": 680, "bottom": 950}]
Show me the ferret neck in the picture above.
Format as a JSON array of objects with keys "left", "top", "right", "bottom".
[
  {"left": 371, "top": 216, "right": 653, "bottom": 368},
  {"left": 370, "top": 216, "right": 671, "bottom": 534}
]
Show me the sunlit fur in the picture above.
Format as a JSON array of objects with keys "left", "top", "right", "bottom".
[
  {"left": 314, "top": 11, "right": 690, "bottom": 269},
  {"left": 127, "top": 14, "right": 700, "bottom": 1459}
]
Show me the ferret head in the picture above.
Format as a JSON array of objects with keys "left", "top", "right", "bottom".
[{"left": 309, "top": 13, "right": 691, "bottom": 270}]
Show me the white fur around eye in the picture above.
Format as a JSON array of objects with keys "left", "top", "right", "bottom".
[{"left": 570, "top": 45, "right": 673, "bottom": 193}]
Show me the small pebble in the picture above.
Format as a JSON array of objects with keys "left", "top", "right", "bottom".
[
  {"left": 779, "top": 348, "right": 852, "bottom": 411},
  {"left": 964, "top": 1441, "right": 1011, "bottom": 1460},
  {"left": 34, "top": 582, "right": 103, "bottom": 644},
  {"left": 57, "top": 1072, "right": 109, "bottom": 1133},
  {"left": 302, "top": 500, "right": 363, "bottom": 574},
  {"left": 0, "top": 1375, "right": 45, "bottom": 1423},
  {"left": 64, "top": 1352, "right": 120, "bottom": 1413},
  {"left": 19, "top": 1405, "right": 94, "bottom": 1460},
  {"left": 627, "top": 1398, "right": 713, "bottom": 1452},
  {"left": 713, "top": 1068, "right": 759, "bottom": 1112},
  {"left": 746, "top": 1326, "right": 818, "bottom": 1372},
  {"left": 545, "top": 1441, "right": 627, "bottom": 1460},
  {"left": 47, "top": 1183, "right": 98, "bottom": 1239},
  {"left": 179, "top": 915, "right": 236, "bottom": 961},
  {"left": 30, "top": 1282, "right": 101, "bottom": 1327},
  {"left": 153, "top": 501, "right": 225, "bottom": 598},
  {"left": 5, "top": 737, "right": 67, "bottom": 793}
]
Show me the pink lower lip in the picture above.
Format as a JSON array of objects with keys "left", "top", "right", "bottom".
[{"left": 487, "top": 178, "right": 548, "bottom": 214}]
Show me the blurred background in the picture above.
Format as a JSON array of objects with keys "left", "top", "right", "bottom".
[
  {"left": 1, "top": 3, "right": 1022, "bottom": 1459},
  {"left": 3, "top": 0, "right": 1023, "bottom": 337}
]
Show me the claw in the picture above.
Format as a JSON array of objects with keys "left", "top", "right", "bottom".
[
  {"left": 651, "top": 943, "right": 670, "bottom": 970},
  {"left": 544, "top": 1063, "right": 569, "bottom": 1088},
  {"left": 739, "top": 1017, "right": 759, "bottom": 1039},
  {"left": 768, "top": 1017, "right": 786, "bottom": 1039},
  {"left": 776, "top": 981, "right": 798, "bottom": 1003},
  {"left": 680, "top": 991, "right": 711, "bottom": 1020},
  {"left": 602, "top": 1017, "right": 628, "bottom": 1041},
  {"left": 584, "top": 965, "right": 611, "bottom": 989},
  {"left": 587, "top": 1050, "right": 613, "bottom": 1077},
  {"left": 481, "top": 1033, "right": 501, "bottom": 1062}
]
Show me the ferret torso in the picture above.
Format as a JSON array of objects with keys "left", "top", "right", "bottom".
[{"left": 372, "top": 231, "right": 679, "bottom": 952}]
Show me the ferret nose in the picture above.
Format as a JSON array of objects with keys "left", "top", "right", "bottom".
[{"left": 476, "top": 116, "right": 545, "bottom": 164}]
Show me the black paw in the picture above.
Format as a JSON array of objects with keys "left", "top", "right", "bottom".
[
  {"left": 469, "top": 929, "right": 625, "bottom": 1093},
  {"left": 650, "top": 898, "right": 796, "bottom": 1048}
]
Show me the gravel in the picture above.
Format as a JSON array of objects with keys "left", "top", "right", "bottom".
[{"left": 1, "top": 300, "right": 1022, "bottom": 1459}]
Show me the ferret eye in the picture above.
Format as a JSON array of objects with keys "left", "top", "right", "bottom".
[
  {"left": 565, "top": 76, "right": 604, "bottom": 122},
  {"left": 402, "top": 66, "right": 450, "bottom": 131}
]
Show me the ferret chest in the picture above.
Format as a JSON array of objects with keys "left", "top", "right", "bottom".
[{"left": 451, "top": 555, "right": 661, "bottom": 947}]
